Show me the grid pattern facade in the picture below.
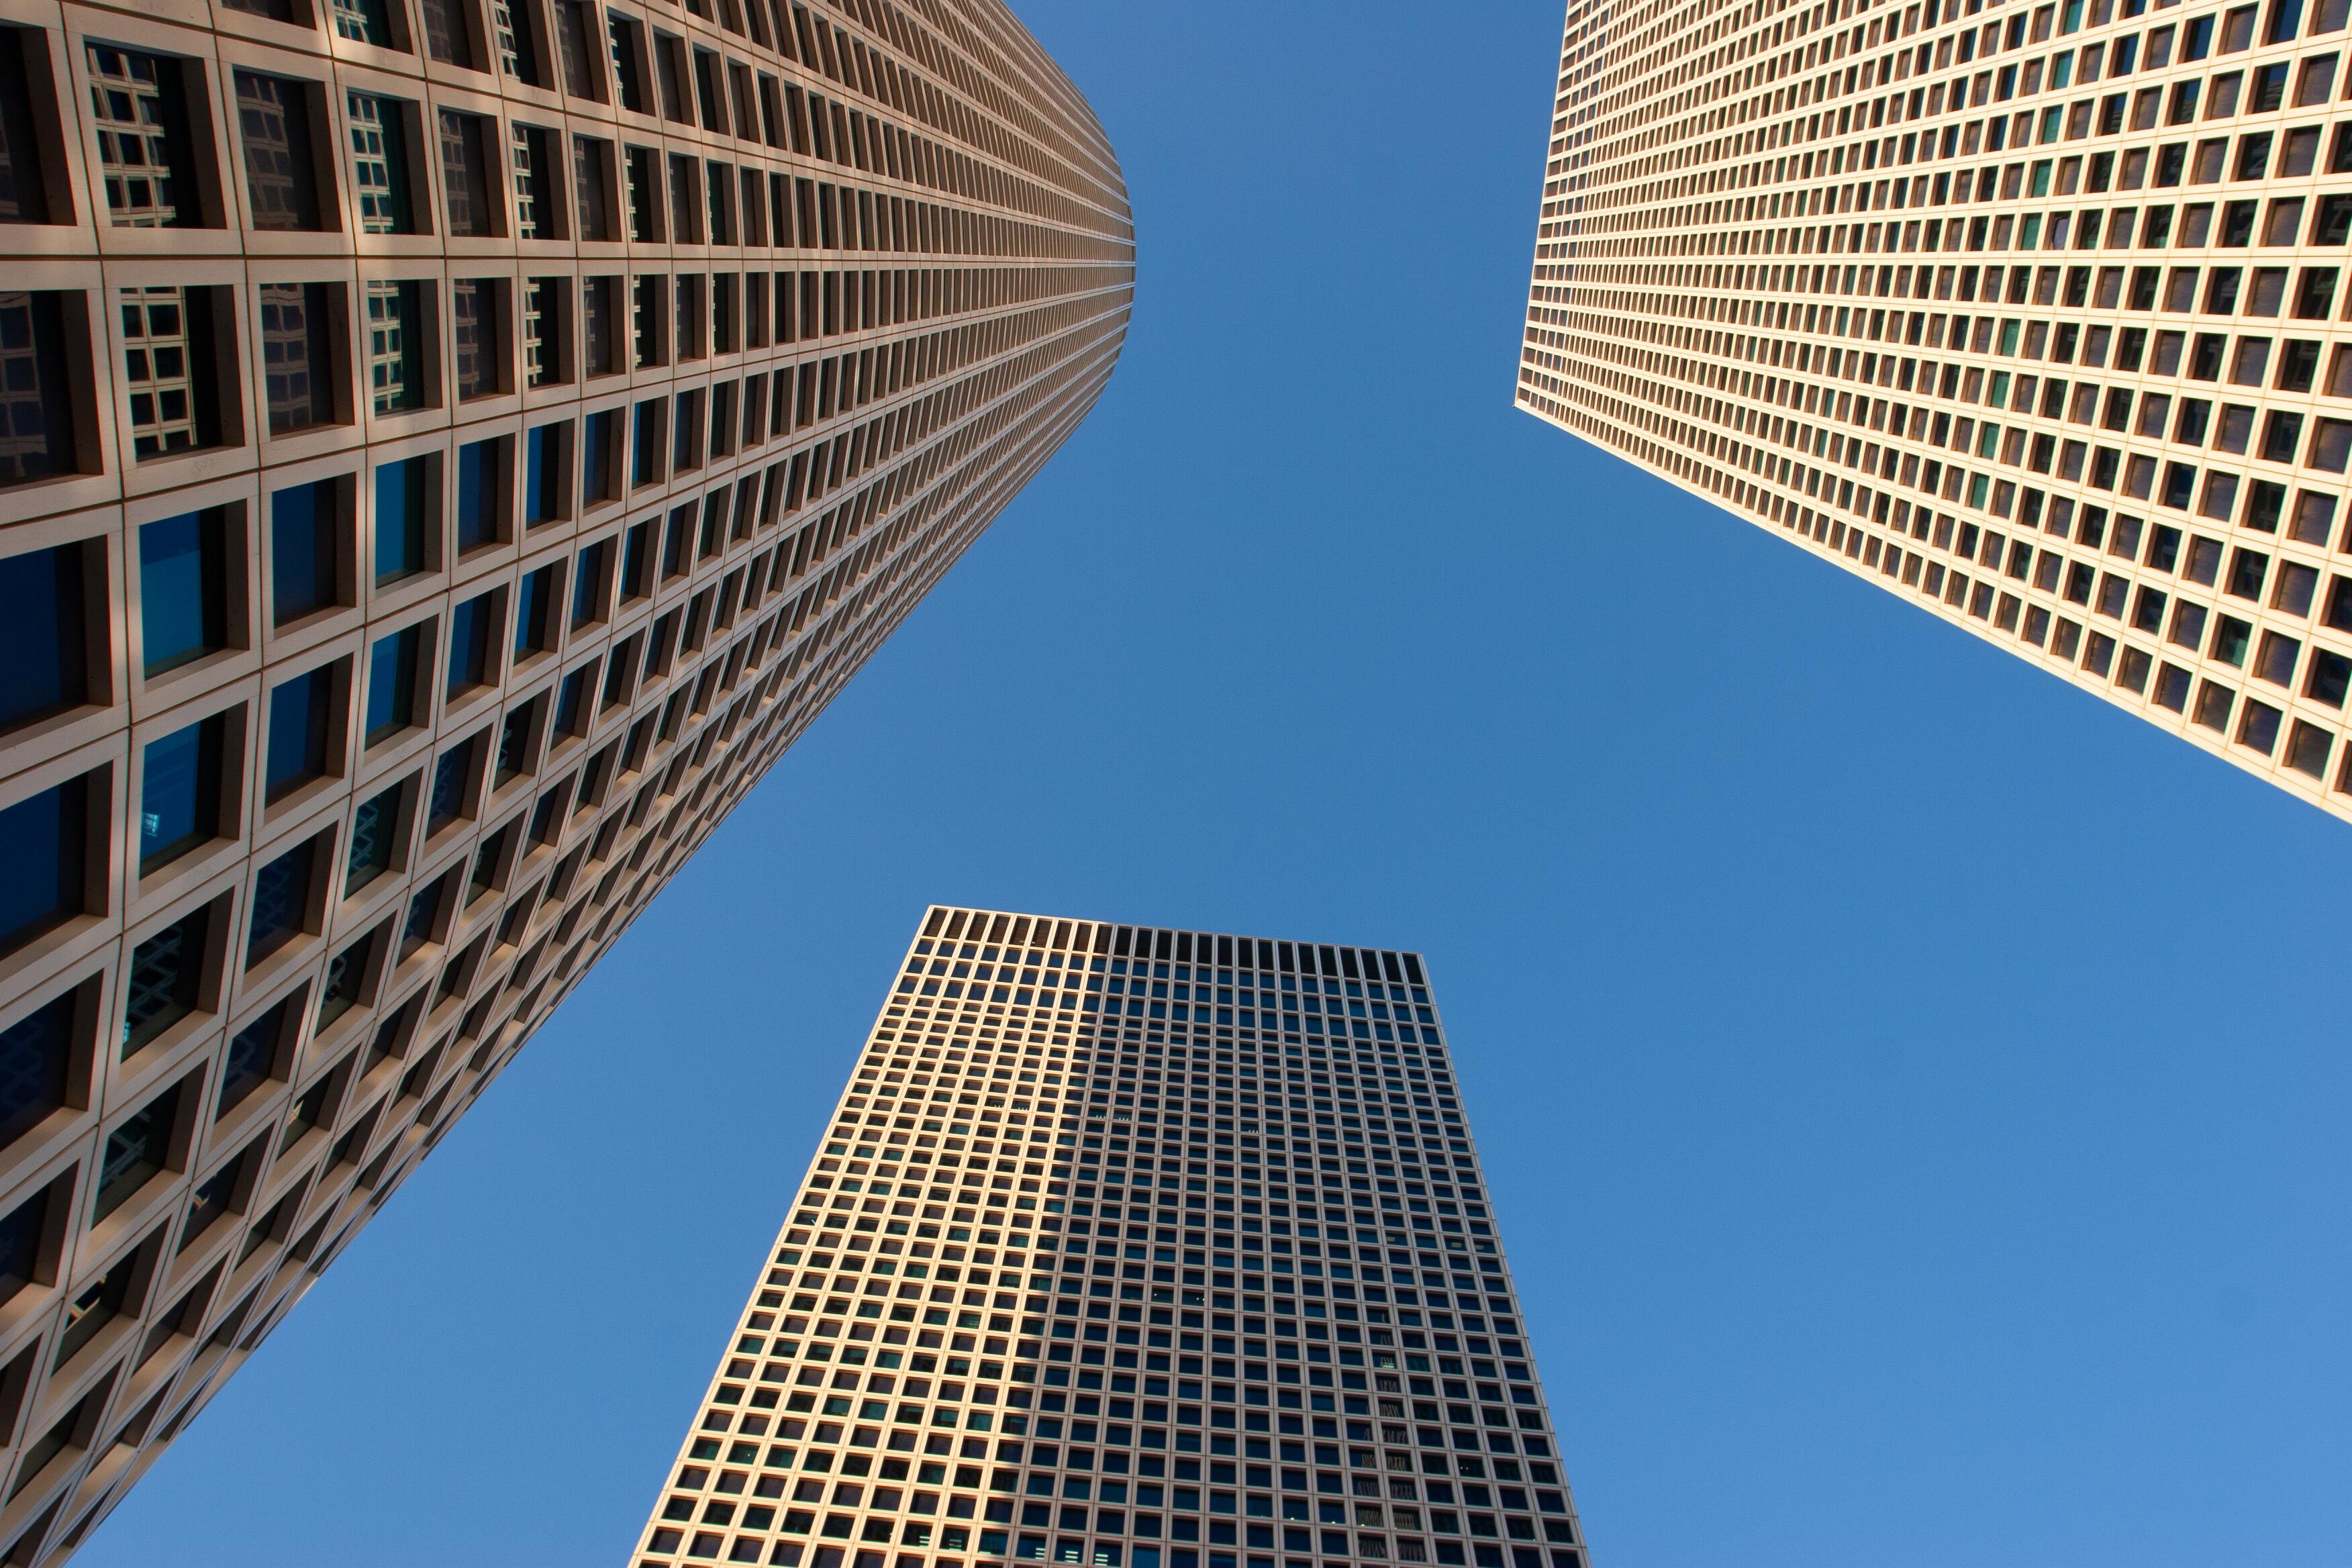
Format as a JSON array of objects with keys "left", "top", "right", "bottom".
[
  {"left": 0, "top": 0, "right": 1131, "bottom": 1557},
  {"left": 634, "top": 907, "right": 1589, "bottom": 1568},
  {"left": 1521, "top": 0, "right": 2352, "bottom": 821}
]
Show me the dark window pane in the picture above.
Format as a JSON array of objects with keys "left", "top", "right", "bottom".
[
  {"left": 217, "top": 999, "right": 287, "bottom": 1116},
  {"left": 235, "top": 70, "right": 322, "bottom": 231},
  {"left": 447, "top": 593, "right": 495, "bottom": 694},
  {"left": 0, "top": 989, "right": 77, "bottom": 1150},
  {"left": 264, "top": 665, "right": 334, "bottom": 801},
  {"left": 516, "top": 564, "right": 554, "bottom": 652},
  {"left": 0, "top": 776, "right": 86, "bottom": 957},
  {"left": 452, "top": 278, "right": 499, "bottom": 400},
  {"left": 373, "top": 456, "right": 428, "bottom": 582},
  {"left": 0, "top": 542, "right": 88, "bottom": 733},
  {"left": 0, "top": 291, "right": 82, "bottom": 485},
  {"left": 438, "top": 110, "right": 495, "bottom": 234},
  {"left": 454, "top": 436, "right": 500, "bottom": 550},
  {"left": 137, "top": 507, "right": 229, "bottom": 675},
  {"left": 419, "top": 0, "right": 476, "bottom": 67},
  {"left": 0, "top": 30, "right": 55, "bottom": 224},
  {"left": 362, "top": 624, "right": 422, "bottom": 744},
  {"left": 138, "top": 712, "right": 226, "bottom": 873},
  {"left": 0, "top": 1185, "right": 45, "bottom": 1302},
  {"left": 121, "top": 907, "right": 209, "bottom": 1055},
  {"left": 314, "top": 932, "right": 371, "bottom": 1029},
  {"left": 259, "top": 283, "right": 336, "bottom": 434},
  {"left": 270, "top": 480, "right": 340, "bottom": 624},
  {"left": 427, "top": 738, "right": 473, "bottom": 829},
  {"left": 244, "top": 837, "right": 314, "bottom": 963},
  {"left": 93, "top": 1083, "right": 179, "bottom": 1220},
  {"left": 330, "top": 0, "right": 397, "bottom": 51},
  {"left": 344, "top": 783, "right": 399, "bottom": 893}
]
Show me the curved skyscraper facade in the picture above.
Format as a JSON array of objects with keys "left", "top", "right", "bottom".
[
  {"left": 0, "top": 0, "right": 1130, "bottom": 1555},
  {"left": 1523, "top": 0, "right": 2352, "bottom": 822}
]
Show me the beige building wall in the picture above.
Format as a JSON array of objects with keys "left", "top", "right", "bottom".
[
  {"left": 632, "top": 905, "right": 1589, "bottom": 1568},
  {"left": 0, "top": 2, "right": 1131, "bottom": 1559},
  {"left": 1522, "top": 0, "right": 2352, "bottom": 820}
]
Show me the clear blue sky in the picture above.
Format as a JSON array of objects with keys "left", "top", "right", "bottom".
[{"left": 81, "top": 3, "right": 2352, "bottom": 1565}]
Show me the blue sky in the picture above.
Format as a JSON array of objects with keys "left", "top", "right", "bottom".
[{"left": 79, "top": 2, "right": 2352, "bottom": 1565}]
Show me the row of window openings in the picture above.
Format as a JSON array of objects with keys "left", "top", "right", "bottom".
[
  {"left": 0, "top": 31, "right": 1002, "bottom": 258},
  {"left": 0, "top": 255, "right": 983, "bottom": 489},
  {"left": 0, "top": 967, "right": 474, "bottom": 1434},
  {"left": 0, "top": 728, "right": 591, "bottom": 1114},
  {"left": 1, "top": 511, "right": 767, "bottom": 949},
  {"left": 1, "top": 429, "right": 783, "bottom": 725}
]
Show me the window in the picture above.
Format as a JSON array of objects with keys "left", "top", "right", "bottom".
[
  {"left": 0, "top": 540, "right": 94, "bottom": 734},
  {"left": 524, "top": 420, "right": 568, "bottom": 522},
  {"left": 491, "top": 0, "right": 546, "bottom": 80},
  {"left": 138, "top": 712, "right": 229, "bottom": 873},
  {"left": 366, "top": 280, "right": 428, "bottom": 413},
  {"left": 419, "top": 0, "right": 479, "bottom": 68},
  {"left": 583, "top": 276, "right": 619, "bottom": 375},
  {"left": 607, "top": 11, "right": 650, "bottom": 113},
  {"left": 314, "top": 928, "right": 375, "bottom": 1030},
  {"left": 572, "top": 135, "right": 614, "bottom": 240},
  {"left": 632, "top": 395, "right": 665, "bottom": 487},
  {"left": 347, "top": 91, "right": 417, "bottom": 234},
  {"left": 93, "top": 1083, "right": 180, "bottom": 1220},
  {"left": 235, "top": 70, "right": 326, "bottom": 230},
  {"left": 447, "top": 591, "right": 498, "bottom": 695},
  {"left": 438, "top": 109, "right": 498, "bottom": 236},
  {"left": 511, "top": 124, "right": 560, "bottom": 238},
  {"left": 263, "top": 662, "right": 338, "bottom": 802},
  {"left": 217, "top": 997, "right": 291, "bottom": 1118},
  {"left": 515, "top": 563, "right": 558, "bottom": 655},
  {"left": 362, "top": 623, "right": 427, "bottom": 745},
  {"left": 121, "top": 906, "right": 211, "bottom": 1054},
  {"left": 258, "top": 282, "right": 341, "bottom": 434},
  {"left": 524, "top": 276, "right": 569, "bottom": 389},
  {"left": 138, "top": 507, "right": 232, "bottom": 676},
  {"left": 554, "top": 0, "right": 600, "bottom": 97},
  {"left": 624, "top": 144, "right": 658, "bottom": 240},
  {"left": 0, "top": 291, "right": 87, "bottom": 485},
  {"left": 373, "top": 456, "right": 432, "bottom": 583},
  {"left": 572, "top": 538, "right": 611, "bottom": 627},
  {"left": 0, "top": 30, "right": 60, "bottom": 225},
  {"left": 87, "top": 44, "right": 206, "bottom": 228},
  {"left": 345, "top": 781, "right": 402, "bottom": 893},
  {"left": 244, "top": 834, "right": 317, "bottom": 963},
  {"left": 0, "top": 987, "right": 80, "bottom": 1150},
  {"left": 0, "top": 772, "right": 91, "bottom": 957},
  {"left": 331, "top": 0, "right": 401, "bottom": 47},
  {"left": 581, "top": 406, "right": 619, "bottom": 501},
  {"left": 270, "top": 479, "right": 345, "bottom": 625},
  {"left": 121, "top": 286, "right": 234, "bottom": 458},
  {"left": 55, "top": 1252, "right": 138, "bottom": 1363},
  {"left": 427, "top": 734, "right": 480, "bottom": 832},
  {"left": 454, "top": 436, "right": 506, "bottom": 551},
  {"left": 451, "top": 277, "right": 506, "bottom": 399}
]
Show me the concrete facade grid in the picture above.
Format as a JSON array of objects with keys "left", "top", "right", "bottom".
[
  {"left": 0, "top": 0, "right": 1131, "bottom": 1559},
  {"left": 1522, "top": 0, "right": 2352, "bottom": 820},
  {"left": 635, "top": 906, "right": 1588, "bottom": 1568}
]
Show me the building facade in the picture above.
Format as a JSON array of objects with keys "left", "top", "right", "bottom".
[
  {"left": 633, "top": 906, "right": 1589, "bottom": 1568},
  {"left": 0, "top": 0, "right": 1130, "bottom": 1555},
  {"left": 1522, "top": 0, "right": 2352, "bottom": 820}
]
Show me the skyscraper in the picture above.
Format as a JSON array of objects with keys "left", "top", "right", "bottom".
[
  {"left": 1522, "top": 0, "right": 2352, "bottom": 821},
  {"left": 632, "top": 907, "right": 1589, "bottom": 1568},
  {"left": 0, "top": 1, "right": 1130, "bottom": 1556}
]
